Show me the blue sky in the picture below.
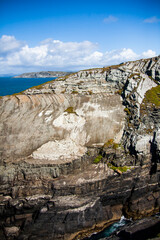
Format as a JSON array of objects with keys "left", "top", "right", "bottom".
[{"left": 0, "top": 0, "right": 160, "bottom": 74}]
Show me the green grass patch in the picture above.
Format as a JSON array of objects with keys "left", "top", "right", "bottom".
[
  {"left": 93, "top": 155, "right": 103, "bottom": 164},
  {"left": 143, "top": 85, "right": 160, "bottom": 107},
  {"left": 103, "top": 139, "right": 120, "bottom": 149},
  {"left": 107, "top": 163, "right": 131, "bottom": 173},
  {"left": 103, "top": 139, "right": 114, "bottom": 147}
]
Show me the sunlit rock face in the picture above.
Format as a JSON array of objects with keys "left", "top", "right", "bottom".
[
  {"left": 0, "top": 84, "right": 125, "bottom": 163},
  {"left": 0, "top": 56, "right": 160, "bottom": 240}
]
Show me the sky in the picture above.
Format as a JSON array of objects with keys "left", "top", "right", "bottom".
[{"left": 0, "top": 0, "right": 160, "bottom": 75}]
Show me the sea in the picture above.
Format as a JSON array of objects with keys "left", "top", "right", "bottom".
[
  {"left": 0, "top": 77, "right": 56, "bottom": 96},
  {"left": 83, "top": 214, "right": 160, "bottom": 240},
  {"left": 83, "top": 216, "right": 129, "bottom": 240}
]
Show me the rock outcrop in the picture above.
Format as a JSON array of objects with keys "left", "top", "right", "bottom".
[
  {"left": 0, "top": 56, "right": 160, "bottom": 240},
  {"left": 103, "top": 215, "right": 160, "bottom": 240}
]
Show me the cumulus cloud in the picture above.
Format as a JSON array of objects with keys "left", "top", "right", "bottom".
[
  {"left": 0, "top": 35, "right": 24, "bottom": 54},
  {"left": 103, "top": 48, "right": 138, "bottom": 63},
  {"left": 104, "top": 15, "right": 118, "bottom": 23},
  {"left": 142, "top": 49, "right": 156, "bottom": 58},
  {"left": 144, "top": 16, "right": 160, "bottom": 23},
  {"left": 0, "top": 35, "right": 157, "bottom": 74}
]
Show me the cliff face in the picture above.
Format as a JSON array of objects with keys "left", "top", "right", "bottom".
[{"left": 0, "top": 56, "right": 160, "bottom": 240}]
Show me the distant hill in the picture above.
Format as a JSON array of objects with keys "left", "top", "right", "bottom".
[{"left": 14, "top": 71, "right": 72, "bottom": 78}]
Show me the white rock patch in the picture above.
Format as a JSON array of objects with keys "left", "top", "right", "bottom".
[{"left": 32, "top": 138, "right": 87, "bottom": 161}]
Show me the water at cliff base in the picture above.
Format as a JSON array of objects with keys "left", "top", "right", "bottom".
[
  {"left": 0, "top": 77, "right": 56, "bottom": 96},
  {"left": 84, "top": 216, "right": 130, "bottom": 240}
]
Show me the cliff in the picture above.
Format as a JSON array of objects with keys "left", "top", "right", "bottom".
[
  {"left": 0, "top": 56, "right": 160, "bottom": 240},
  {"left": 14, "top": 71, "right": 72, "bottom": 78}
]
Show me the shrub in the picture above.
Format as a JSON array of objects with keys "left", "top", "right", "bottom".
[
  {"left": 113, "top": 143, "right": 119, "bottom": 149},
  {"left": 103, "top": 139, "right": 114, "bottom": 148},
  {"left": 93, "top": 155, "right": 103, "bottom": 164},
  {"left": 64, "top": 107, "right": 75, "bottom": 114}
]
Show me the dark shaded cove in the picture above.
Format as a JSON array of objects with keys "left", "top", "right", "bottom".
[{"left": 117, "top": 220, "right": 160, "bottom": 240}]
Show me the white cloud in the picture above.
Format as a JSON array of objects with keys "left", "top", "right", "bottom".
[
  {"left": 142, "top": 49, "right": 156, "bottom": 58},
  {"left": 0, "top": 35, "right": 24, "bottom": 54},
  {"left": 144, "top": 16, "right": 160, "bottom": 23},
  {"left": 104, "top": 15, "right": 118, "bottom": 23},
  {"left": 0, "top": 35, "right": 157, "bottom": 74},
  {"left": 103, "top": 48, "right": 138, "bottom": 63}
]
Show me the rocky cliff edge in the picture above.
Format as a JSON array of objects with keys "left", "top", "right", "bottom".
[{"left": 0, "top": 56, "right": 160, "bottom": 240}]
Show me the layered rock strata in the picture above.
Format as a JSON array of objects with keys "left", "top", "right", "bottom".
[{"left": 0, "top": 56, "right": 160, "bottom": 239}]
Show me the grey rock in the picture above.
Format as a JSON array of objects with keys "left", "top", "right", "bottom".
[{"left": 0, "top": 56, "right": 160, "bottom": 240}]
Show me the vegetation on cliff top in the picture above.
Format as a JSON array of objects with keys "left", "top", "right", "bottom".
[
  {"left": 103, "top": 139, "right": 120, "bottom": 150},
  {"left": 93, "top": 155, "right": 131, "bottom": 173},
  {"left": 143, "top": 85, "right": 160, "bottom": 107}
]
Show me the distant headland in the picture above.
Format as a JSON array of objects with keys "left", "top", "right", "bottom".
[{"left": 14, "top": 71, "right": 72, "bottom": 78}]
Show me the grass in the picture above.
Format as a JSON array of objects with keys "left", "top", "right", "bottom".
[
  {"left": 103, "top": 139, "right": 120, "bottom": 149},
  {"left": 103, "top": 139, "right": 114, "bottom": 147},
  {"left": 93, "top": 155, "right": 103, "bottom": 164},
  {"left": 101, "top": 64, "right": 123, "bottom": 73},
  {"left": 64, "top": 107, "right": 77, "bottom": 114},
  {"left": 143, "top": 85, "right": 160, "bottom": 107},
  {"left": 80, "top": 62, "right": 124, "bottom": 74},
  {"left": 107, "top": 163, "right": 131, "bottom": 173}
]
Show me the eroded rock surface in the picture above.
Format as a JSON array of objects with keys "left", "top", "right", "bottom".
[{"left": 0, "top": 56, "right": 160, "bottom": 239}]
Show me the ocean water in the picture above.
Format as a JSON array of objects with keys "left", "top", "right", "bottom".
[
  {"left": 83, "top": 216, "right": 130, "bottom": 240},
  {"left": 0, "top": 77, "right": 56, "bottom": 96}
]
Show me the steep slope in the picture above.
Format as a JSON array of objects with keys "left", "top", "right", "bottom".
[{"left": 0, "top": 56, "right": 160, "bottom": 240}]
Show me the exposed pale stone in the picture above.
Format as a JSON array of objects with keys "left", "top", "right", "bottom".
[{"left": 4, "top": 226, "right": 19, "bottom": 237}]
